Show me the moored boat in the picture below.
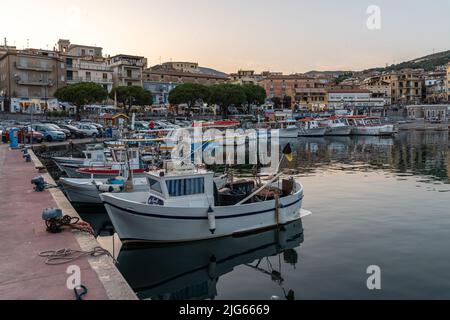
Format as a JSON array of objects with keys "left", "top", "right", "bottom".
[
  {"left": 345, "top": 116, "right": 395, "bottom": 136},
  {"left": 60, "top": 176, "right": 149, "bottom": 204},
  {"left": 319, "top": 117, "right": 352, "bottom": 136},
  {"left": 297, "top": 118, "right": 327, "bottom": 137},
  {"left": 100, "top": 168, "right": 304, "bottom": 243}
]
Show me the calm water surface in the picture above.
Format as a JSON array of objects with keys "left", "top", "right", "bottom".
[{"left": 78, "top": 131, "right": 450, "bottom": 300}]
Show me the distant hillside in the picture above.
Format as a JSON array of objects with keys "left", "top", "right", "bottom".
[
  {"left": 367, "top": 50, "right": 450, "bottom": 73},
  {"left": 304, "top": 50, "right": 450, "bottom": 76}
]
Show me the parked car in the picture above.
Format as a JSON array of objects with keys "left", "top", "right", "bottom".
[
  {"left": 58, "top": 124, "right": 86, "bottom": 139},
  {"left": 22, "top": 127, "right": 44, "bottom": 143},
  {"left": 45, "top": 124, "right": 71, "bottom": 137},
  {"left": 77, "top": 123, "right": 99, "bottom": 137},
  {"left": 31, "top": 124, "right": 66, "bottom": 142},
  {"left": 1, "top": 126, "right": 8, "bottom": 143},
  {"left": 88, "top": 123, "right": 104, "bottom": 136}
]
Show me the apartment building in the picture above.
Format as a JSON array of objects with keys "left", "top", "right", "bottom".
[
  {"left": 230, "top": 70, "right": 264, "bottom": 85},
  {"left": 162, "top": 61, "right": 199, "bottom": 73},
  {"left": 447, "top": 63, "right": 450, "bottom": 101},
  {"left": 258, "top": 75, "right": 318, "bottom": 102},
  {"left": 327, "top": 88, "right": 385, "bottom": 110},
  {"left": 424, "top": 70, "right": 447, "bottom": 104},
  {"left": 362, "top": 76, "right": 392, "bottom": 105},
  {"left": 58, "top": 39, "right": 103, "bottom": 58},
  {"left": 107, "top": 54, "right": 147, "bottom": 87},
  {"left": 57, "top": 39, "right": 113, "bottom": 92},
  {"left": 143, "top": 63, "right": 229, "bottom": 104},
  {"left": 295, "top": 81, "right": 329, "bottom": 110},
  {"left": 381, "top": 69, "right": 425, "bottom": 105},
  {"left": 0, "top": 48, "right": 66, "bottom": 112},
  {"left": 64, "top": 57, "right": 114, "bottom": 92}
]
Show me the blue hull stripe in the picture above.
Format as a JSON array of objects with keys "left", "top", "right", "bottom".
[{"left": 103, "top": 196, "right": 303, "bottom": 221}]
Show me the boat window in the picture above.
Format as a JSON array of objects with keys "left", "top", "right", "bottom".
[
  {"left": 166, "top": 177, "right": 205, "bottom": 197},
  {"left": 148, "top": 177, "right": 163, "bottom": 194}
]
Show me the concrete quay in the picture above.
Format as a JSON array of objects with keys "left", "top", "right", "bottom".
[{"left": 0, "top": 144, "right": 136, "bottom": 300}]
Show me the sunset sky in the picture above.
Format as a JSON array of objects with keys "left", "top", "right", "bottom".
[{"left": 1, "top": 0, "right": 449, "bottom": 73}]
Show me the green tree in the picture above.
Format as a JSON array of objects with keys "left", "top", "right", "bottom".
[
  {"left": 242, "top": 84, "right": 266, "bottom": 108},
  {"left": 283, "top": 95, "right": 292, "bottom": 108},
  {"left": 271, "top": 96, "right": 282, "bottom": 109},
  {"left": 55, "top": 82, "right": 108, "bottom": 120},
  {"left": 109, "top": 86, "right": 152, "bottom": 115},
  {"left": 208, "top": 84, "right": 247, "bottom": 119},
  {"left": 168, "top": 83, "right": 210, "bottom": 119}
]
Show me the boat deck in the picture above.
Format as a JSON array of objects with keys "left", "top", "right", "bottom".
[{"left": 0, "top": 144, "right": 136, "bottom": 300}]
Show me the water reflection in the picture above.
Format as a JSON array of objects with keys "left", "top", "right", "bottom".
[
  {"left": 117, "top": 220, "right": 304, "bottom": 300},
  {"left": 280, "top": 132, "right": 449, "bottom": 182}
]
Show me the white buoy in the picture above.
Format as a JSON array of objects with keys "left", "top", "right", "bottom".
[{"left": 207, "top": 207, "right": 216, "bottom": 234}]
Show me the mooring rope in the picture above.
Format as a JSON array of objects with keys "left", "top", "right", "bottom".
[
  {"left": 38, "top": 247, "right": 116, "bottom": 265},
  {"left": 45, "top": 215, "right": 95, "bottom": 236}
]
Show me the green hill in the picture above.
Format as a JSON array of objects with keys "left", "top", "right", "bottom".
[{"left": 368, "top": 50, "right": 450, "bottom": 72}]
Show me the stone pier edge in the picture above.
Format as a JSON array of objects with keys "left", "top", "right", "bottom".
[{"left": 29, "top": 149, "right": 137, "bottom": 300}]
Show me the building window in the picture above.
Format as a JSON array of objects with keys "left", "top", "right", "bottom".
[
  {"left": 103, "top": 73, "right": 108, "bottom": 80},
  {"left": 127, "top": 70, "right": 132, "bottom": 78},
  {"left": 86, "top": 72, "right": 91, "bottom": 80}
]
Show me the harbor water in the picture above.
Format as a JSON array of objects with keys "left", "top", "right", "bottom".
[{"left": 77, "top": 131, "right": 450, "bottom": 300}]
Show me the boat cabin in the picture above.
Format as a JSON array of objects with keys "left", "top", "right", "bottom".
[
  {"left": 144, "top": 170, "right": 215, "bottom": 208},
  {"left": 297, "top": 118, "right": 321, "bottom": 129},
  {"left": 110, "top": 148, "right": 141, "bottom": 167},
  {"left": 143, "top": 167, "right": 296, "bottom": 208}
]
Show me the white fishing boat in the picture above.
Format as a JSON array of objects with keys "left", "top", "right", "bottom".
[
  {"left": 100, "top": 167, "right": 304, "bottom": 243},
  {"left": 345, "top": 116, "right": 395, "bottom": 136},
  {"left": 60, "top": 169, "right": 228, "bottom": 205},
  {"left": 53, "top": 145, "right": 112, "bottom": 175},
  {"left": 297, "top": 119, "right": 327, "bottom": 137},
  {"left": 60, "top": 176, "right": 149, "bottom": 205},
  {"left": 319, "top": 117, "right": 352, "bottom": 136},
  {"left": 273, "top": 120, "right": 300, "bottom": 138},
  {"left": 66, "top": 148, "right": 144, "bottom": 178}
]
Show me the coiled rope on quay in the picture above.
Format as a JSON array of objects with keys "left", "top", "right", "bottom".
[{"left": 38, "top": 247, "right": 116, "bottom": 265}]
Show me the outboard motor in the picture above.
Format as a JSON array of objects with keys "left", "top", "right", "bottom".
[
  {"left": 42, "top": 208, "right": 63, "bottom": 233},
  {"left": 31, "top": 176, "right": 45, "bottom": 192}
]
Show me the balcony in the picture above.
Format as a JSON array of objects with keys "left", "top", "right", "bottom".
[
  {"left": 70, "top": 63, "right": 112, "bottom": 72},
  {"left": 15, "top": 62, "right": 53, "bottom": 72},
  {"left": 16, "top": 79, "right": 54, "bottom": 86},
  {"left": 67, "top": 77, "right": 113, "bottom": 84}
]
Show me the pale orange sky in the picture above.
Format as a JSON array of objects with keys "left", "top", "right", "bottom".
[{"left": 1, "top": 0, "right": 449, "bottom": 73}]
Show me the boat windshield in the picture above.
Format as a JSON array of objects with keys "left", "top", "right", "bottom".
[
  {"left": 166, "top": 177, "right": 205, "bottom": 197},
  {"left": 148, "top": 177, "right": 163, "bottom": 194}
]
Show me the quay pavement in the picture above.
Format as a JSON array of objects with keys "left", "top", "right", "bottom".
[{"left": 0, "top": 144, "right": 136, "bottom": 300}]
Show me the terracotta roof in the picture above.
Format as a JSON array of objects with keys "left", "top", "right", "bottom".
[
  {"left": 258, "top": 75, "right": 314, "bottom": 81},
  {"left": 144, "top": 69, "right": 229, "bottom": 80}
]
